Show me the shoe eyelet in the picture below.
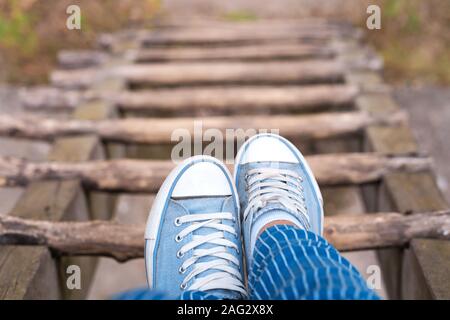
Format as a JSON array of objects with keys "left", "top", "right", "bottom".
[
  {"left": 180, "top": 283, "right": 187, "bottom": 290},
  {"left": 175, "top": 235, "right": 183, "bottom": 242},
  {"left": 178, "top": 266, "right": 186, "bottom": 274},
  {"left": 174, "top": 218, "right": 182, "bottom": 226},
  {"left": 176, "top": 250, "right": 184, "bottom": 258}
]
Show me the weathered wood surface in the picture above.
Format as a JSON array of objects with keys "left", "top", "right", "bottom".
[
  {"left": 116, "top": 85, "right": 358, "bottom": 115},
  {"left": 139, "top": 24, "right": 360, "bottom": 47},
  {"left": 0, "top": 136, "right": 99, "bottom": 300},
  {"left": 131, "top": 43, "right": 335, "bottom": 62},
  {"left": 0, "top": 211, "right": 448, "bottom": 262},
  {"left": 0, "top": 111, "right": 407, "bottom": 144},
  {"left": 58, "top": 50, "right": 108, "bottom": 69},
  {"left": 353, "top": 73, "right": 450, "bottom": 300},
  {"left": 147, "top": 18, "right": 337, "bottom": 29},
  {"left": 145, "top": 19, "right": 355, "bottom": 34},
  {"left": 20, "top": 85, "right": 358, "bottom": 115},
  {"left": 0, "top": 153, "right": 431, "bottom": 193},
  {"left": 402, "top": 239, "right": 450, "bottom": 300},
  {"left": 20, "top": 87, "right": 84, "bottom": 110},
  {"left": 0, "top": 68, "right": 124, "bottom": 299},
  {"left": 51, "top": 60, "right": 345, "bottom": 89}
]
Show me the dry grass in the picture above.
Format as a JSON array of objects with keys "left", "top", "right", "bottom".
[
  {"left": 0, "top": 0, "right": 449, "bottom": 85},
  {"left": 0, "top": 0, "right": 160, "bottom": 84},
  {"left": 365, "top": 0, "right": 450, "bottom": 85}
]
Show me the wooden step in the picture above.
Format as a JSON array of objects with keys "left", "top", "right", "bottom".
[
  {"left": 0, "top": 153, "right": 431, "bottom": 193},
  {"left": 1, "top": 211, "right": 448, "bottom": 261},
  {"left": 116, "top": 85, "right": 358, "bottom": 115},
  {"left": 51, "top": 60, "right": 344, "bottom": 89},
  {"left": 139, "top": 23, "right": 359, "bottom": 47},
  {"left": 57, "top": 50, "right": 108, "bottom": 69},
  {"left": 20, "top": 85, "right": 358, "bottom": 115},
  {"left": 0, "top": 111, "right": 406, "bottom": 144},
  {"left": 131, "top": 43, "right": 335, "bottom": 63}
]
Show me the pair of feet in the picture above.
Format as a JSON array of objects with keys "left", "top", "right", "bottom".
[{"left": 144, "top": 134, "right": 324, "bottom": 298}]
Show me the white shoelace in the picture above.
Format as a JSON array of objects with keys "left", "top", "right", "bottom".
[
  {"left": 243, "top": 167, "right": 311, "bottom": 230},
  {"left": 175, "top": 212, "right": 246, "bottom": 295}
]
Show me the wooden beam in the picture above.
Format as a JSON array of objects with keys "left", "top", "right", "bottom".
[
  {"left": 0, "top": 136, "right": 99, "bottom": 299},
  {"left": 138, "top": 24, "right": 359, "bottom": 47},
  {"left": 0, "top": 153, "right": 431, "bottom": 193},
  {"left": 57, "top": 50, "right": 108, "bottom": 69},
  {"left": 0, "top": 211, "right": 448, "bottom": 262},
  {"left": 145, "top": 18, "right": 338, "bottom": 30},
  {"left": 19, "top": 87, "right": 84, "bottom": 111},
  {"left": 20, "top": 85, "right": 357, "bottom": 115},
  {"left": 131, "top": 44, "right": 335, "bottom": 62},
  {"left": 402, "top": 239, "right": 450, "bottom": 299},
  {"left": 353, "top": 74, "right": 450, "bottom": 299},
  {"left": 51, "top": 60, "right": 345, "bottom": 89},
  {"left": 0, "top": 111, "right": 407, "bottom": 144},
  {"left": 116, "top": 85, "right": 358, "bottom": 115},
  {"left": 0, "top": 66, "right": 126, "bottom": 299}
]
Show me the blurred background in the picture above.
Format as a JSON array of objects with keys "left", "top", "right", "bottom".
[
  {"left": 0, "top": 0, "right": 448, "bottom": 299},
  {"left": 0, "top": 0, "right": 449, "bottom": 85}
]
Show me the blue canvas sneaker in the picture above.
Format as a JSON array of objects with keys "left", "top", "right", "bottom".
[
  {"left": 145, "top": 155, "right": 246, "bottom": 299},
  {"left": 234, "top": 133, "right": 324, "bottom": 272}
]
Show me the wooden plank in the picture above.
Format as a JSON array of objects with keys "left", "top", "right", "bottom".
[
  {"left": 0, "top": 111, "right": 407, "bottom": 145},
  {"left": 0, "top": 136, "right": 99, "bottom": 299},
  {"left": 0, "top": 246, "right": 61, "bottom": 299},
  {"left": 20, "top": 87, "right": 84, "bottom": 111},
  {"left": 366, "top": 126, "right": 418, "bottom": 156},
  {"left": 116, "top": 85, "right": 357, "bottom": 116},
  {"left": 353, "top": 72, "right": 450, "bottom": 299},
  {"left": 131, "top": 43, "right": 335, "bottom": 62},
  {"left": 0, "top": 153, "right": 431, "bottom": 193},
  {"left": 51, "top": 60, "right": 345, "bottom": 89},
  {"left": 402, "top": 239, "right": 450, "bottom": 299},
  {"left": 1, "top": 211, "right": 448, "bottom": 261},
  {"left": 323, "top": 186, "right": 366, "bottom": 216},
  {"left": 383, "top": 172, "right": 448, "bottom": 213},
  {"left": 377, "top": 171, "right": 448, "bottom": 299},
  {"left": 20, "top": 85, "right": 358, "bottom": 116},
  {"left": 138, "top": 24, "right": 359, "bottom": 47},
  {"left": 0, "top": 97, "right": 121, "bottom": 299},
  {"left": 58, "top": 50, "right": 108, "bottom": 69}
]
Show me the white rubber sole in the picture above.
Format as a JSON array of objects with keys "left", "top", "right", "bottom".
[
  {"left": 234, "top": 133, "right": 324, "bottom": 235},
  {"left": 144, "top": 155, "right": 239, "bottom": 288}
]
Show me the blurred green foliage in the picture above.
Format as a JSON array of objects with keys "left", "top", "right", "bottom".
[
  {"left": 0, "top": 0, "right": 448, "bottom": 85},
  {"left": 367, "top": 0, "right": 450, "bottom": 85},
  {"left": 0, "top": 0, "right": 37, "bottom": 55},
  {"left": 0, "top": 0, "right": 160, "bottom": 84}
]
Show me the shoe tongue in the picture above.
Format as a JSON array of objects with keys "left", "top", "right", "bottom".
[{"left": 175, "top": 197, "right": 242, "bottom": 299}]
